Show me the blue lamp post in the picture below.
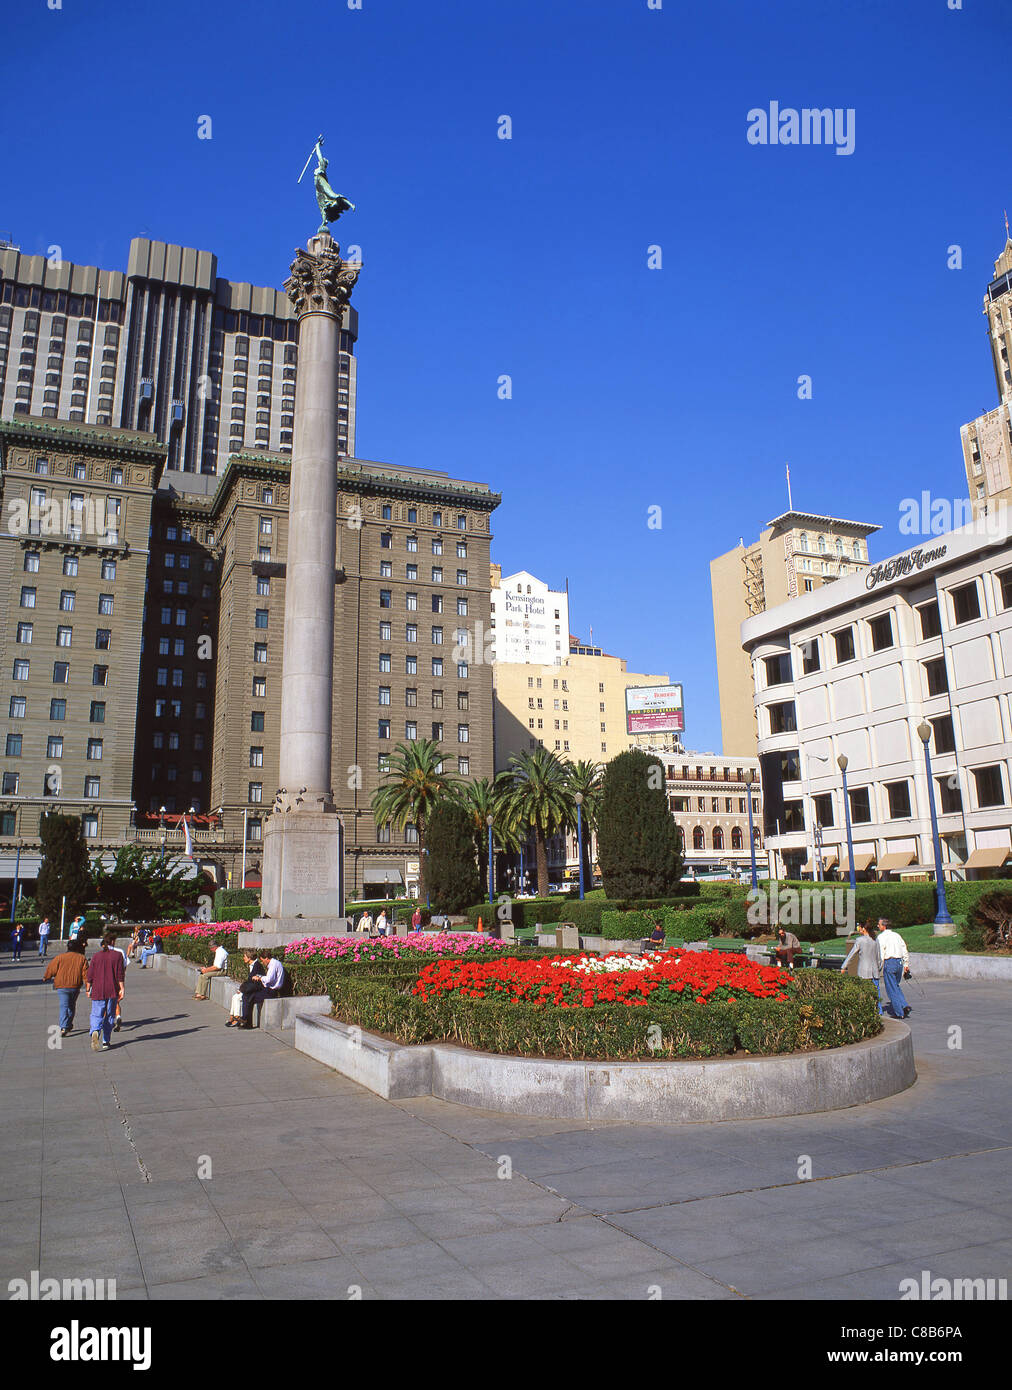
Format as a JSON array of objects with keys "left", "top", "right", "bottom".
[
  {"left": 575, "top": 792, "right": 585, "bottom": 901},
  {"left": 486, "top": 814, "right": 494, "bottom": 906},
  {"left": 744, "top": 770, "right": 758, "bottom": 891},
  {"left": 9, "top": 839, "right": 22, "bottom": 923},
  {"left": 838, "top": 754, "right": 857, "bottom": 895},
  {"left": 917, "top": 721, "right": 955, "bottom": 933}
]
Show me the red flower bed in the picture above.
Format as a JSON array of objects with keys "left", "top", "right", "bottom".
[{"left": 412, "top": 949, "right": 792, "bottom": 1010}]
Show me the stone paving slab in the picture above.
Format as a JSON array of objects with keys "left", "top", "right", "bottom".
[{"left": 1, "top": 955, "right": 1009, "bottom": 1301}]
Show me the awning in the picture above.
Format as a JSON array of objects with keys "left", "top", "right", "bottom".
[
  {"left": 877, "top": 850, "right": 915, "bottom": 872},
  {"left": 363, "top": 866, "right": 404, "bottom": 884},
  {"left": 963, "top": 846, "right": 1011, "bottom": 870},
  {"left": 801, "top": 849, "right": 838, "bottom": 872},
  {"left": 839, "top": 851, "right": 876, "bottom": 874}
]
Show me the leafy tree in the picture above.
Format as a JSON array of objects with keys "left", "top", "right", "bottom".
[
  {"left": 565, "top": 759, "right": 604, "bottom": 890},
  {"left": 425, "top": 798, "right": 481, "bottom": 914},
  {"left": 453, "top": 774, "right": 523, "bottom": 886},
  {"left": 371, "top": 739, "right": 456, "bottom": 900},
  {"left": 91, "top": 845, "right": 198, "bottom": 920},
  {"left": 596, "top": 749, "right": 683, "bottom": 898},
  {"left": 500, "top": 748, "right": 572, "bottom": 897},
  {"left": 36, "top": 812, "right": 93, "bottom": 922}
]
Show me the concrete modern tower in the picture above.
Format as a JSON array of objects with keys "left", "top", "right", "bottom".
[{"left": 248, "top": 230, "right": 360, "bottom": 943}]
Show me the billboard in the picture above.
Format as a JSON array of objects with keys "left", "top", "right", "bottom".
[{"left": 625, "top": 683, "right": 684, "bottom": 735}]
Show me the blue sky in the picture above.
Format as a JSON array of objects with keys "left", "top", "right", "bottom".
[{"left": 3, "top": 0, "right": 1010, "bottom": 752}]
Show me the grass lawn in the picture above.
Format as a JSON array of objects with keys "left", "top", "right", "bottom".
[{"left": 783, "top": 922, "right": 972, "bottom": 956}]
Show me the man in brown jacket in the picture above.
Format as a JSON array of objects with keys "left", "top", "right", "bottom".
[{"left": 43, "top": 939, "right": 89, "bottom": 1036}]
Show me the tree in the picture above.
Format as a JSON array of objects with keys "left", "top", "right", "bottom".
[
  {"left": 566, "top": 759, "right": 604, "bottom": 890},
  {"left": 91, "top": 845, "right": 199, "bottom": 921},
  {"left": 36, "top": 812, "right": 93, "bottom": 922},
  {"left": 371, "top": 739, "right": 456, "bottom": 900},
  {"left": 453, "top": 774, "right": 523, "bottom": 887},
  {"left": 596, "top": 749, "right": 683, "bottom": 899},
  {"left": 425, "top": 798, "right": 481, "bottom": 914},
  {"left": 500, "top": 748, "right": 572, "bottom": 898}
]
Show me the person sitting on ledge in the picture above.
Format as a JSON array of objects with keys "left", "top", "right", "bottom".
[
  {"left": 775, "top": 925, "right": 801, "bottom": 968},
  {"left": 647, "top": 920, "right": 666, "bottom": 951},
  {"left": 194, "top": 938, "right": 230, "bottom": 1000},
  {"left": 138, "top": 934, "right": 163, "bottom": 968},
  {"left": 236, "top": 951, "right": 286, "bottom": 1029}
]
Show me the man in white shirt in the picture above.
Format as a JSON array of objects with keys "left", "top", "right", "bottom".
[
  {"left": 238, "top": 951, "right": 286, "bottom": 1028},
  {"left": 877, "top": 918, "right": 911, "bottom": 1019},
  {"left": 357, "top": 910, "right": 374, "bottom": 934},
  {"left": 111, "top": 936, "right": 129, "bottom": 1032},
  {"left": 194, "top": 939, "right": 231, "bottom": 1000}
]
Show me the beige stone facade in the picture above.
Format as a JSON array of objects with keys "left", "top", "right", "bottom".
[
  {"left": 961, "top": 237, "right": 1012, "bottom": 517},
  {"left": 711, "top": 511, "right": 879, "bottom": 757}
]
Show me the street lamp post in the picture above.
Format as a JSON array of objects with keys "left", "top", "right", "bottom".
[
  {"left": 486, "top": 814, "right": 494, "bottom": 906},
  {"left": 837, "top": 755, "right": 857, "bottom": 894},
  {"left": 916, "top": 721, "right": 955, "bottom": 934},
  {"left": 575, "top": 792, "right": 585, "bottom": 901},
  {"left": 158, "top": 806, "right": 167, "bottom": 865},
  {"left": 744, "top": 771, "right": 758, "bottom": 892},
  {"left": 9, "top": 838, "right": 23, "bottom": 923}
]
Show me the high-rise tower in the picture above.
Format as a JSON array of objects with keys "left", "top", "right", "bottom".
[{"left": 960, "top": 233, "right": 1012, "bottom": 515}]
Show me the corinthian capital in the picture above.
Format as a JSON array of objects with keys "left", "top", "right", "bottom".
[{"left": 285, "top": 242, "right": 360, "bottom": 318}]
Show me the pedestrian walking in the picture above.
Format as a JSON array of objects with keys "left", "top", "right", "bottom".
[
  {"left": 841, "top": 921, "right": 884, "bottom": 1013},
  {"left": 376, "top": 909, "right": 389, "bottom": 937},
  {"left": 877, "top": 918, "right": 912, "bottom": 1019},
  {"left": 37, "top": 916, "right": 51, "bottom": 958},
  {"left": 411, "top": 906, "right": 422, "bottom": 933},
  {"left": 43, "top": 939, "right": 89, "bottom": 1035},
  {"left": 68, "top": 914, "right": 86, "bottom": 941},
  {"left": 109, "top": 936, "right": 129, "bottom": 1032},
  {"left": 11, "top": 922, "right": 25, "bottom": 961},
  {"left": 357, "top": 909, "right": 373, "bottom": 935},
  {"left": 86, "top": 931, "right": 125, "bottom": 1051}
]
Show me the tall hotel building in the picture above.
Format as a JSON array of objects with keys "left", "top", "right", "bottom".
[{"left": 960, "top": 234, "right": 1012, "bottom": 516}]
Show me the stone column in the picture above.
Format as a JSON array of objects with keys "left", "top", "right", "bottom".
[{"left": 248, "top": 232, "right": 360, "bottom": 942}]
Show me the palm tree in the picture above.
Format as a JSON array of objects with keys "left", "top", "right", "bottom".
[
  {"left": 500, "top": 748, "right": 572, "bottom": 897},
  {"left": 371, "top": 739, "right": 456, "bottom": 899},
  {"left": 454, "top": 774, "right": 524, "bottom": 888},
  {"left": 566, "top": 759, "right": 604, "bottom": 890}
]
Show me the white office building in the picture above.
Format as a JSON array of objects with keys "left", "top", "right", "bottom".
[
  {"left": 741, "top": 514, "right": 1012, "bottom": 880},
  {"left": 490, "top": 570, "right": 569, "bottom": 665}
]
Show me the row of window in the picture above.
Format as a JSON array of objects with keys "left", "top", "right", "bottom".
[
  {"left": 766, "top": 652, "right": 951, "bottom": 736},
  {"left": 24, "top": 554, "right": 117, "bottom": 581},
  {"left": 379, "top": 688, "right": 469, "bottom": 710},
  {"left": 784, "top": 763, "right": 1006, "bottom": 828},
  {"left": 688, "top": 826, "right": 757, "bottom": 851},
  {"left": 378, "top": 505, "right": 469, "bottom": 531},
  {"left": 11, "top": 660, "right": 109, "bottom": 683},
  {"left": 9, "top": 693, "right": 105, "bottom": 721},
  {"left": 154, "top": 700, "right": 207, "bottom": 719},
  {"left": 376, "top": 622, "right": 468, "bottom": 649},
  {"left": 671, "top": 796, "right": 759, "bottom": 815},
  {"left": 0, "top": 808, "right": 103, "bottom": 837},
  {"left": 20, "top": 588, "right": 115, "bottom": 617},
  {"left": 379, "top": 591, "right": 470, "bottom": 614},
  {"left": 376, "top": 754, "right": 469, "bottom": 777},
  {"left": 378, "top": 722, "right": 470, "bottom": 742},
  {"left": 378, "top": 654, "right": 467, "bottom": 679},
  {"left": 526, "top": 676, "right": 572, "bottom": 690},
  {"left": 153, "top": 732, "right": 204, "bottom": 750}
]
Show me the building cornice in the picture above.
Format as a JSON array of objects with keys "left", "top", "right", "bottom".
[{"left": 0, "top": 415, "right": 166, "bottom": 464}]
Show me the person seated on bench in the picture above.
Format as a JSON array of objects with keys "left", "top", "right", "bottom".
[
  {"left": 138, "top": 935, "right": 163, "bottom": 968},
  {"left": 236, "top": 951, "right": 286, "bottom": 1029},
  {"left": 193, "top": 938, "right": 230, "bottom": 999},
  {"left": 225, "top": 950, "right": 266, "bottom": 1027},
  {"left": 647, "top": 920, "right": 666, "bottom": 951},
  {"left": 774, "top": 926, "right": 801, "bottom": 968}
]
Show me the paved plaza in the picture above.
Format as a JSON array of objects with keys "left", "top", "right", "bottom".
[{"left": 1, "top": 957, "right": 1010, "bottom": 1301}]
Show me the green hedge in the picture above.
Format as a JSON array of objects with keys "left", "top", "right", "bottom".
[
  {"left": 215, "top": 906, "right": 258, "bottom": 922},
  {"left": 213, "top": 888, "right": 260, "bottom": 917},
  {"left": 325, "top": 962, "right": 881, "bottom": 1059}
]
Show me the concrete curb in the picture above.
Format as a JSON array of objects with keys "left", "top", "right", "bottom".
[{"left": 291, "top": 1012, "right": 916, "bottom": 1121}]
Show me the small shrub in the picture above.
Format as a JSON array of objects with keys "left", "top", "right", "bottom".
[{"left": 964, "top": 890, "right": 1012, "bottom": 952}]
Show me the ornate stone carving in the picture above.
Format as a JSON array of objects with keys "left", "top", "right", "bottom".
[{"left": 284, "top": 241, "right": 359, "bottom": 319}]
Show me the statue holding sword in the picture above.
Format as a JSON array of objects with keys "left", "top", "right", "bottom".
[{"left": 298, "top": 134, "right": 355, "bottom": 234}]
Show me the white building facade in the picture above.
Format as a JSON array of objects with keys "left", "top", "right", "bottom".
[
  {"left": 742, "top": 516, "right": 1012, "bottom": 881},
  {"left": 490, "top": 571, "right": 569, "bottom": 666}
]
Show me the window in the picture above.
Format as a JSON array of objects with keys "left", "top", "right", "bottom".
[
  {"left": 257, "top": 576, "right": 271, "bottom": 596},
  {"left": 458, "top": 691, "right": 469, "bottom": 711},
  {"left": 972, "top": 765, "right": 1005, "bottom": 808},
  {"left": 378, "top": 752, "right": 391, "bottom": 774},
  {"left": 918, "top": 601, "right": 942, "bottom": 639},
  {"left": 95, "top": 629, "right": 111, "bottom": 650},
  {"left": 457, "top": 756, "right": 469, "bottom": 776},
  {"left": 46, "top": 735, "right": 64, "bottom": 758},
  {"left": 379, "top": 653, "right": 391, "bottom": 673},
  {"left": 405, "top": 688, "right": 417, "bottom": 707},
  {"left": 84, "top": 776, "right": 100, "bottom": 798},
  {"left": 9, "top": 697, "right": 26, "bottom": 719},
  {"left": 406, "top": 536, "right": 418, "bottom": 553},
  {"left": 431, "top": 626, "right": 443, "bottom": 645},
  {"left": 249, "top": 747, "right": 264, "bottom": 767},
  {"left": 254, "top": 609, "right": 269, "bottom": 629},
  {"left": 253, "top": 643, "right": 267, "bottom": 663},
  {"left": 376, "top": 822, "right": 391, "bottom": 844},
  {"left": 20, "top": 586, "right": 36, "bottom": 608},
  {"left": 380, "top": 561, "right": 392, "bottom": 579},
  {"left": 813, "top": 792, "right": 834, "bottom": 828},
  {"left": 379, "top": 687, "right": 391, "bottom": 705},
  {"left": 456, "top": 570, "right": 468, "bottom": 587},
  {"left": 378, "top": 718, "right": 391, "bottom": 740},
  {"left": 253, "top": 676, "right": 267, "bottom": 697},
  {"left": 848, "top": 786, "right": 871, "bottom": 822},
  {"left": 407, "top": 508, "right": 417, "bottom": 524},
  {"left": 924, "top": 657, "right": 948, "bottom": 697},
  {"left": 767, "top": 701, "right": 797, "bottom": 735},
  {"left": 780, "top": 750, "right": 801, "bottom": 782},
  {"left": 432, "top": 511, "right": 443, "bottom": 528},
  {"left": 24, "top": 553, "right": 40, "bottom": 573},
  {"left": 431, "top": 594, "right": 442, "bottom": 613},
  {"left": 931, "top": 715, "right": 956, "bottom": 755},
  {"left": 938, "top": 776, "right": 962, "bottom": 815},
  {"left": 782, "top": 801, "right": 805, "bottom": 833},
  {"left": 432, "top": 658, "right": 443, "bottom": 677},
  {"left": 380, "top": 532, "right": 392, "bottom": 550},
  {"left": 834, "top": 627, "right": 856, "bottom": 663},
  {"left": 87, "top": 738, "right": 103, "bottom": 760},
  {"left": 5, "top": 734, "right": 22, "bottom": 757},
  {"left": 89, "top": 701, "right": 105, "bottom": 723},
  {"left": 457, "top": 724, "right": 469, "bottom": 743},
  {"left": 800, "top": 639, "right": 820, "bottom": 674},
  {"left": 405, "top": 655, "right": 417, "bottom": 675},
  {"left": 406, "top": 623, "right": 417, "bottom": 643},
  {"left": 764, "top": 653, "right": 792, "bottom": 685},
  {"left": 251, "top": 711, "right": 265, "bottom": 732},
  {"left": 379, "top": 589, "right": 392, "bottom": 608},
  {"left": 405, "top": 721, "right": 417, "bottom": 740},
  {"left": 382, "top": 505, "right": 392, "bottom": 520},
  {"left": 405, "top": 592, "right": 418, "bottom": 611},
  {"left": 951, "top": 581, "right": 981, "bottom": 626},
  {"left": 432, "top": 539, "right": 442, "bottom": 555},
  {"left": 16, "top": 622, "right": 33, "bottom": 644},
  {"left": 456, "top": 597, "right": 468, "bottom": 616},
  {"left": 248, "top": 783, "right": 263, "bottom": 804},
  {"left": 457, "top": 514, "right": 467, "bottom": 530},
  {"left": 380, "top": 621, "right": 392, "bottom": 641},
  {"left": 97, "top": 593, "right": 114, "bottom": 617},
  {"left": 431, "top": 567, "right": 443, "bottom": 584},
  {"left": 457, "top": 661, "right": 469, "bottom": 679},
  {"left": 869, "top": 613, "right": 893, "bottom": 651},
  {"left": 885, "top": 780, "right": 911, "bottom": 819},
  {"left": 1, "top": 772, "right": 19, "bottom": 796},
  {"left": 52, "top": 662, "right": 69, "bottom": 683}
]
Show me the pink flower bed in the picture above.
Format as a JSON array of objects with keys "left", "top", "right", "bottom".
[{"left": 283, "top": 931, "right": 509, "bottom": 963}]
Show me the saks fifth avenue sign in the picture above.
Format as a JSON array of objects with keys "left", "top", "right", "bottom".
[{"left": 866, "top": 544, "right": 947, "bottom": 591}]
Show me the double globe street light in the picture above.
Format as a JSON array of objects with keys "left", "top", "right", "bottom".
[{"left": 916, "top": 721, "right": 955, "bottom": 934}]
